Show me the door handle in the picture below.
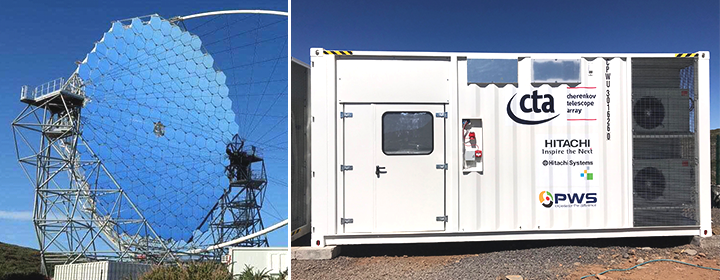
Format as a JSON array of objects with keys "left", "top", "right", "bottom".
[{"left": 375, "top": 166, "right": 386, "bottom": 178}]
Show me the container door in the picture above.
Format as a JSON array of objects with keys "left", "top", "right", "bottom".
[
  {"left": 341, "top": 104, "right": 376, "bottom": 233},
  {"left": 342, "top": 103, "right": 446, "bottom": 233}
]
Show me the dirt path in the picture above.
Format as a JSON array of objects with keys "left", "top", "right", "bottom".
[{"left": 567, "top": 257, "right": 720, "bottom": 280}]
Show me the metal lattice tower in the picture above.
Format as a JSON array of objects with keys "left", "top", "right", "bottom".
[
  {"left": 12, "top": 74, "right": 176, "bottom": 274},
  {"left": 195, "top": 134, "right": 269, "bottom": 258}
]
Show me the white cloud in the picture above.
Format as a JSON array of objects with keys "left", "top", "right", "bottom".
[{"left": 0, "top": 210, "right": 32, "bottom": 220}]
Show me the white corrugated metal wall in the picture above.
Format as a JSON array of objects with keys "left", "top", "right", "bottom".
[{"left": 54, "top": 261, "right": 152, "bottom": 280}]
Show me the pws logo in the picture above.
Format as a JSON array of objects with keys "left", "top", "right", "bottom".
[
  {"left": 539, "top": 191, "right": 554, "bottom": 208},
  {"left": 507, "top": 90, "right": 560, "bottom": 125},
  {"left": 538, "top": 191, "right": 598, "bottom": 208}
]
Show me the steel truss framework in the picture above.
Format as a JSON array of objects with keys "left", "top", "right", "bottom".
[
  {"left": 193, "top": 134, "right": 269, "bottom": 259},
  {"left": 12, "top": 75, "right": 177, "bottom": 274},
  {"left": 10, "top": 9, "right": 288, "bottom": 273}
]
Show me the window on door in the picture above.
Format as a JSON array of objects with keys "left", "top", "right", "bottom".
[{"left": 382, "top": 112, "right": 433, "bottom": 155}]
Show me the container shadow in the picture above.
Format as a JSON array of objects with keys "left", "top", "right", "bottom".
[{"left": 337, "top": 236, "right": 694, "bottom": 257}]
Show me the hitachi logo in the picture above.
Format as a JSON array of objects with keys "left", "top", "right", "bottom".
[{"left": 544, "top": 139, "right": 591, "bottom": 148}]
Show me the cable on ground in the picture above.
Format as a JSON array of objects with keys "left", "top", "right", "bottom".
[{"left": 580, "top": 259, "right": 720, "bottom": 279}]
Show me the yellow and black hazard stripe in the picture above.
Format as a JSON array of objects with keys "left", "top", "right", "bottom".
[
  {"left": 675, "top": 53, "right": 698, "bottom": 58},
  {"left": 324, "top": 50, "right": 353, "bottom": 55},
  {"left": 291, "top": 228, "right": 302, "bottom": 237}
]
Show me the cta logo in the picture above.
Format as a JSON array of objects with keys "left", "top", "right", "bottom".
[
  {"left": 538, "top": 191, "right": 598, "bottom": 208},
  {"left": 507, "top": 90, "right": 560, "bottom": 125}
]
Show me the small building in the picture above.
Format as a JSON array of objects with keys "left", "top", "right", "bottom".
[
  {"left": 227, "top": 247, "right": 289, "bottom": 276},
  {"left": 53, "top": 261, "right": 152, "bottom": 280}
]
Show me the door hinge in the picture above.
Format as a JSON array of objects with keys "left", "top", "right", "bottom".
[
  {"left": 436, "top": 216, "right": 448, "bottom": 222},
  {"left": 435, "top": 112, "right": 448, "bottom": 118},
  {"left": 340, "top": 112, "right": 353, "bottom": 118},
  {"left": 436, "top": 163, "right": 448, "bottom": 170},
  {"left": 340, "top": 165, "right": 353, "bottom": 171},
  {"left": 341, "top": 218, "right": 354, "bottom": 225}
]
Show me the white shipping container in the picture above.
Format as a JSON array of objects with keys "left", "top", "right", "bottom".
[
  {"left": 228, "top": 247, "right": 289, "bottom": 276},
  {"left": 300, "top": 49, "right": 712, "bottom": 247},
  {"left": 53, "top": 261, "right": 152, "bottom": 280}
]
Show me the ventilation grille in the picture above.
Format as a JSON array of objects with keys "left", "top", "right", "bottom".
[{"left": 632, "top": 58, "right": 697, "bottom": 227}]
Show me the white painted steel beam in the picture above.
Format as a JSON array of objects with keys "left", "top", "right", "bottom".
[
  {"left": 188, "top": 219, "right": 288, "bottom": 253},
  {"left": 173, "top": 10, "right": 287, "bottom": 22}
]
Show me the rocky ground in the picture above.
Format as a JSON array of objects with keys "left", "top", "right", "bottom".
[{"left": 291, "top": 209, "right": 720, "bottom": 280}]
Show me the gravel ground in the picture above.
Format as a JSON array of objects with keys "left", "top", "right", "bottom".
[
  {"left": 292, "top": 209, "right": 720, "bottom": 279},
  {"left": 293, "top": 237, "right": 714, "bottom": 279}
]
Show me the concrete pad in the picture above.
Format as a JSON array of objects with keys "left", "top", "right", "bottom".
[
  {"left": 292, "top": 246, "right": 341, "bottom": 260},
  {"left": 691, "top": 235, "right": 720, "bottom": 249}
]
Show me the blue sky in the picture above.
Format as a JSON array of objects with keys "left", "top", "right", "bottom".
[
  {"left": 292, "top": 0, "right": 720, "bottom": 129},
  {"left": 0, "top": 0, "right": 288, "bottom": 249}
]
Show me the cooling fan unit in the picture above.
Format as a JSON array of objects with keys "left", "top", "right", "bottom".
[
  {"left": 632, "top": 88, "right": 690, "bottom": 134},
  {"left": 633, "top": 97, "right": 665, "bottom": 130}
]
